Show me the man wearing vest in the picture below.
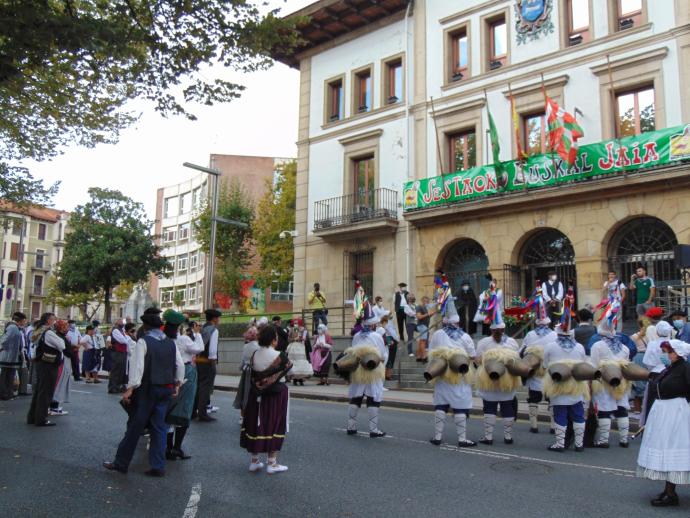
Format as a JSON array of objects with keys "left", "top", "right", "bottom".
[
  {"left": 541, "top": 272, "right": 564, "bottom": 326},
  {"left": 195, "top": 309, "right": 221, "bottom": 422},
  {"left": 103, "top": 309, "right": 184, "bottom": 476},
  {"left": 108, "top": 319, "right": 129, "bottom": 394}
]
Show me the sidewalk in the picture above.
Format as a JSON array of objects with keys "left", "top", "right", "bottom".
[{"left": 214, "top": 375, "right": 633, "bottom": 425}]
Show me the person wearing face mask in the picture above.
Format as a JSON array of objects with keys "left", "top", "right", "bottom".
[
  {"left": 637, "top": 339, "right": 690, "bottom": 507},
  {"left": 475, "top": 311, "right": 520, "bottom": 446},
  {"left": 642, "top": 320, "right": 675, "bottom": 423},
  {"left": 541, "top": 272, "right": 564, "bottom": 326},
  {"left": 311, "top": 324, "right": 333, "bottom": 386},
  {"left": 455, "top": 280, "right": 478, "bottom": 335},
  {"left": 669, "top": 310, "right": 688, "bottom": 339},
  {"left": 109, "top": 318, "right": 129, "bottom": 394}
]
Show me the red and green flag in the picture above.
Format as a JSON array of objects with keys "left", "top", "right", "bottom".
[
  {"left": 487, "top": 106, "right": 501, "bottom": 170},
  {"left": 546, "top": 96, "right": 584, "bottom": 166}
]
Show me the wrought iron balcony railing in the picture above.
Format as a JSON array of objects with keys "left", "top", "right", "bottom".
[{"left": 314, "top": 188, "right": 398, "bottom": 230}]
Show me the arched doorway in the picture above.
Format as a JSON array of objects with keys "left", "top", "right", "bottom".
[
  {"left": 442, "top": 239, "right": 490, "bottom": 295},
  {"left": 519, "top": 229, "right": 576, "bottom": 297},
  {"left": 608, "top": 217, "right": 680, "bottom": 317}
]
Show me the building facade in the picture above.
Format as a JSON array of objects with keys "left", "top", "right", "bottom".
[
  {"left": 150, "top": 154, "right": 294, "bottom": 314},
  {"left": 277, "top": 0, "right": 690, "bottom": 320}
]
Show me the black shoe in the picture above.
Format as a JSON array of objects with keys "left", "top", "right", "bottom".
[
  {"left": 198, "top": 415, "right": 216, "bottom": 422},
  {"left": 651, "top": 493, "right": 679, "bottom": 507},
  {"left": 108, "top": 389, "right": 120, "bottom": 394},
  {"left": 458, "top": 440, "right": 477, "bottom": 448},
  {"left": 549, "top": 428, "right": 555, "bottom": 434},
  {"left": 479, "top": 438, "right": 493, "bottom": 445},
  {"left": 575, "top": 446, "right": 584, "bottom": 452},
  {"left": 144, "top": 468, "right": 165, "bottom": 477},
  {"left": 429, "top": 439, "right": 442, "bottom": 446},
  {"left": 504, "top": 438, "right": 514, "bottom": 445},
  {"left": 172, "top": 448, "right": 191, "bottom": 460},
  {"left": 548, "top": 444, "right": 565, "bottom": 452},
  {"left": 103, "top": 461, "right": 127, "bottom": 474},
  {"left": 593, "top": 442, "right": 610, "bottom": 449},
  {"left": 370, "top": 431, "right": 386, "bottom": 438},
  {"left": 346, "top": 429, "right": 357, "bottom": 435},
  {"left": 619, "top": 441, "right": 629, "bottom": 448},
  {"left": 165, "top": 449, "right": 177, "bottom": 461},
  {"left": 36, "top": 421, "right": 56, "bottom": 427},
  {"left": 530, "top": 427, "right": 539, "bottom": 434}
]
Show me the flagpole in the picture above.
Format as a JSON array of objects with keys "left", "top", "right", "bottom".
[
  {"left": 540, "top": 73, "right": 560, "bottom": 180},
  {"left": 508, "top": 82, "right": 517, "bottom": 161},
  {"left": 508, "top": 81, "right": 528, "bottom": 191},
  {"left": 429, "top": 96, "right": 445, "bottom": 175},
  {"left": 606, "top": 54, "right": 627, "bottom": 178}
]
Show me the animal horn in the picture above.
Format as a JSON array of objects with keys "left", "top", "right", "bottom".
[{"left": 424, "top": 358, "right": 448, "bottom": 382}]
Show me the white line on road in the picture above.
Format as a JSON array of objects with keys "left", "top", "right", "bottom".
[
  {"left": 183, "top": 483, "right": 202, "bottom": 518},
  {"left": 335, "top": 427, "right": 636, "bottom": 477},
  {"left": 71, "top": 390, "right": 95, "bottom": 394}
]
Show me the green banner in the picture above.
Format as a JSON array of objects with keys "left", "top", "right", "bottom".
[{"left": 403, "top": 123, "right": 690, "bottom": 211}]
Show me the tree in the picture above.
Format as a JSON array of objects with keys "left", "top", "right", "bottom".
[
  {"left": 57, "top": 187, "right": 169, "bottom": 322},
  {"left": 173, "top": 290, "right": 185, "bottom": 310},
  {"left": 194, "top": 178, "right": 253, "bottom": 304},
  {"left": 45, "top": 275, "right": 103, "bottom": 321},
  {"left": 0, "top": 165, "right": 59, "bottom": 207},
  {"left": 1, "top": 1, "right": 302, "bottom": 205},
  {"left": 253, "top": 161, "right": 296, "bottom": 288}
]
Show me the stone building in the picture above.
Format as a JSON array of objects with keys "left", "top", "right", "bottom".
[{"left": 274, "top": 0, "right": 690, "bottom": 322}]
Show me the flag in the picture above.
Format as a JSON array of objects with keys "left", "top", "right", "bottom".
[
  {"left": 510, "top": 93, "right": 528, "bottom": 160},
  {"left": 545, "top": 96, "right": 584, "bottom": 166},
  {"left": 487, "top": 107, "right": 501, "bottom": 169}
]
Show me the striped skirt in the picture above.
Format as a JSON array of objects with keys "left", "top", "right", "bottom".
[{"left": 240, "top": 383, "right": 289, "bottom": 454}]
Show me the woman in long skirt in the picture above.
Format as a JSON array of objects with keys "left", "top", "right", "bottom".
[
  {"left": 637, "top": 339, "right": 690, "bottom": 507},
  {"left": 310, "top": 324, "right": 332, "bottom": 386},
  {"left": 240, "top": 326, "right": 292, "bottom": 474},
  {"left": 286, "top": 328, "right": 313, "bottom": 386}
]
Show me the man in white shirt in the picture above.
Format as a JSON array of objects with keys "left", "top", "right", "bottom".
[
  {"left": 109, "top": 319, "right": 129, "bottom": 394},
  {"left": 66, "top": 320, "right": 83, "bottom": 382},
  {"left": 541, "top": 272, "right": 564, "bottom": 325},
  {"left": 104, "top": 309, "right": 184, "bottom": 476},
  {"left": 195, "top": 308, "right": 221, "bottom": 422}
]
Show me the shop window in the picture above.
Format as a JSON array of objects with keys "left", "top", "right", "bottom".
[
  {"left": 616, "top": 86, "right": 655, "bottom": 137},
  {"left": 448, "top": 130, "right": 477, "bottom": 172}
]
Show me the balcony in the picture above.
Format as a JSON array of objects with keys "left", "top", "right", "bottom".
[
  {"left": 31, "top": 287, "right": 45, "bottom": 297},
  {"left": 313, "top": 188, "right": 398, "bottom": 240},
  {"left": 31, "top": 262, "right": 51, "bottom": 272}
]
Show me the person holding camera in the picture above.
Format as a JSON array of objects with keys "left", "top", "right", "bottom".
[{"left": 308, "top": 282, "right": 327, "bottom": 334}]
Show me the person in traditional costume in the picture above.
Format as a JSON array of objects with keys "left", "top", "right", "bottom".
[
  {"left": 542, "top": 296, "right": 589, "bottom": 452},
  {"left": 642, "top": 320, "right": 674, "bottom": 423},
  {"left": 240, "top": 325, "right": 292, "bottom": 474},
  {"left": 310, "top": 324, "right": 333, "bottom": 386},
  {"left": 541, "top": 271, "right": 564, "bottom": 326},
  {"left": 342, "top": 299, "right": 388, "bottom": 438},
  {"left": 165, "top": 313, "right": 204, "bottom": 461},
  {"left": 476, "top": 308, "right": 521, "bottom": 445},
  {"left": 456, "top": 280, "right": 478, "bottom": 335},
  {"left": 426, "top": 300, "right": 477, "bottom": 447},
  {"left": 50, "top": 319, "right": 72, "bottom": 416},
  {"left": 521, "top": 283, "right": 556, "bottom": 433},
  {"left": 590, "top": 318, "right": 632, "bottom": 448},
  {"left": 381, "top": 314, "right": 399, "bottom": 381},
  {"left": 474, "top": 274, "right": 504, "bottom": 337},
  {"left": 637, "top": 339, "right": 690, "bottom": 507},
  {"left": 601, "top": 271, "right": 626, "bottom": 332},
  {"left": 286, "top": 328, "right": 313, "bottom": 385}
]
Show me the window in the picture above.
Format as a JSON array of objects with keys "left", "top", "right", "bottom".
[
  {"left": 163, "top": 226, "right": 177, "bottom": 243},
  {"left": 354, "top": 68, "right": 372, "bottom": 113},
  {"left": 326, "top": 78, "right": 344, "bottom": 122},
  {"left": 12, "top": 220, "right": 22, "bottom": 236},
  {"left": 616, "top": 86, "right": 655, "bottom": 137},
  {"left": 180, "top": 192, "right": 191, "bottom": 215},
  {"left": 8, "top": 271, "right": 22, "bottom": 288},
  {"left": 384, "top": 58, "right": 403, "bottom": 104},
  {"left": 58, "top": 223, "right": 62, "bottom": 240},
  {"left": 164, "top": 196, "right": 178, "bottom": 218},
  {"left": 35, "top": 249, "right": 45, "bottom": 269},
  {"left": 353, "top": 156, "right": 375, "bottom": 208},
  {"left": 175, "top": 288, "right": 186, "bottom": 303},
  {"left": 618, "top": 0, "right": 642, "bottom": 30},
  {"left": 161, "top": 289, "right": 173, "bottom": 304},
  {"left": 188, "top": 285, "right": 197, "bottom": 302},
  {"left": 178, "top": 223, "right": 190, "bottom": 240},
  {"left": 37, "top": 223, "right": 46, "bottom": 240},
  {"left": 10, "top": 242, "right": 20, "bottom": 261},
  {"left": 345, "top": 251, "right": 373, "bottom": 299},
  {"left": 189, "top": 252, "right": 199, "bottom": 272},
  {"left": 450, "top": 28, "right": 469, "bottom": 81},
  {"left": 270, "top": 280, "right": 294, "bottom": 301},
  {"left": 33, "top": 275, "right": 43, "bottom": 296},
  {"left": 192, "top": 188, "right": 201, "bottom": 210},
  {"left": 488, "top": 16, "right": 507, "bottom": 70},
  {"left": 567, "top": 0, "right": 590, "bottom": 45},
  {"left": 448, "top": 130, "right": 477, "bottom": 172},
  {"left": 523, "top": 112, "right": 548, "bottom": 155},
  {"left": 177, "top": 254, "right": 188, "bottom": 273}
]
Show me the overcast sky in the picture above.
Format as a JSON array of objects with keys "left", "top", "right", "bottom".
[{"left": 21, "top": 0, "right": 313, "bottom": 218}]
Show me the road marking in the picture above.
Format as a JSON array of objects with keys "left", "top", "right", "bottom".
[
  {"left": 182, "top": 483, "right": 202, "bottom": 518},
  {"left": 334, "top": 427, "right": 636, "bottom": 477},
  {"left": 71, "top": 390, "right": 95, "bottom": 394}
]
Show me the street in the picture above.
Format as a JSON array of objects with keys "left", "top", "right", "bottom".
[{"left": 0, "top": 385, "right": 687, "bottom": 518}]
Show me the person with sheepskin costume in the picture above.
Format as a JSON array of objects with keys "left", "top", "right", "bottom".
[{"left": 427, "top": 299, "right": 477, "bottom": 448}]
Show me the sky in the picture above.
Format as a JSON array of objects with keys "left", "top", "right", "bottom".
[{"left": 21, "top": 0, "right": 314, "bottom": 219}]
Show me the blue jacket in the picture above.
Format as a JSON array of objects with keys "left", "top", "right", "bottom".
[
  {"left": 585, "top": 332, "right": 637, "bottom": 359},
  {"left": 0, "top": 322, "right": 24, "bottom": 367}
]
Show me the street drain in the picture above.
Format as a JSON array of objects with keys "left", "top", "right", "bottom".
[{"left": 490, "top": 461, "right": 553, "bottom": 475}]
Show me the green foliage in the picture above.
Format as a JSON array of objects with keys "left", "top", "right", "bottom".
[
  {"left": 57, "top": 187, "right": 170, "bottom": 322},
  {"left": 0, "top": 164, "right": 60, "bottom": 207},
  {"left": 45, "top": 275, "right": 103, "bottom": 321},
  {"left": 173, "top": 290, "right": 185, "bottom": 310},
  {"left": 194, "top": 178, "right": 254, "bottom": 301},
  {"left": 253, "top": 161, "right": 296, "bottom": 288}
]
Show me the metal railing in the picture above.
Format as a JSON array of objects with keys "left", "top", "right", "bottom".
[
  {"left": 300, "top": 306, "right": 352, "bottom": 337},
  {"left": 313, "top": 188, "right": 398, "bottom": 230}
]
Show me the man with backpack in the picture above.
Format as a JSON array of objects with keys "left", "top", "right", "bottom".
[{"left": 0, "top": 312, "right": 27, "bottom": 400}]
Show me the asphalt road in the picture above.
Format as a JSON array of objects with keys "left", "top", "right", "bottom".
[{"left": 0, "top": 385, "right": 687, "bottom": 518}]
